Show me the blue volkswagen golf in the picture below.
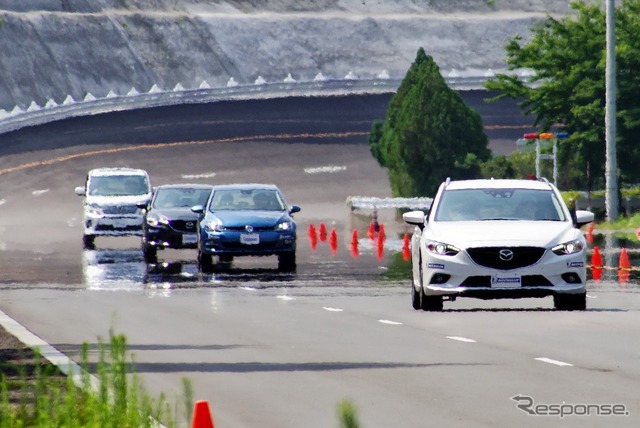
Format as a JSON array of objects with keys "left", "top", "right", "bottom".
[{"left": 193, "top": 184, "right": 300, "bottom": 272}]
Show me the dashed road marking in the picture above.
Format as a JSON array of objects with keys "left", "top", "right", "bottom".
[
  {"left": 304, "top": 165, "right": 347, "bottom": 174},
  {"left": 378, "top": 320, "right": 402, "bottom": 325},
  {"left": 323, "top": 307, "right": 343, "bottom": 312},
  {"left": 535, "top": 357, "right": 573, "bottom": 367},
  {"left": 446, "top": 336, "right": 477, "bottom": 343}
]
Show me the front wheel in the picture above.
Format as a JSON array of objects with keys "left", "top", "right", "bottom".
[
  {"left": 411, "top": 258, "right": 422, "bottom": 310},
  {"left": 82, "top": 234, "right": 95, "bottom": 250},
  {"left": 420, "top": 279, "right": 443, "bottom": 311},
  {"left": 554, "top": 293, "right": 586, "bottom": 311},
  {"left": 278, "top": 252, "right": 296, "bottom": 272},
  {"left": 198, "top": 250, "right": 213, "bottom": 273},
  {"left": 143, "top": 244, "right": 157, "bottom": 264}
]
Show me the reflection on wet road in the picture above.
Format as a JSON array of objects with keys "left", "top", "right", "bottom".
[{"left": 77, "top": 228, "right": 640, "bottom": 293}]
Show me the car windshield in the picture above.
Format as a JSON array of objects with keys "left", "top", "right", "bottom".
[
  {"left": 88, "top": 175, "right": 150, "bottom": 196},
  {"left": 152, "top": 187, "right": 212, "bottom": 209},
  {"left": 434, "top": 188, "right": 566, "bottom": 222},
  {"left": 208, "top": 189, "right": 285, "bottom": 211}
]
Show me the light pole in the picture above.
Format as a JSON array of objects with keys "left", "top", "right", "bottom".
[{"left": 605, "top": 0, "right": 618, "bottom": 220}]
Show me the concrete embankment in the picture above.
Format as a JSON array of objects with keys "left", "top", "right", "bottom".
[{"left": 0, "top": 1, "right": 571, "bottom": 111}]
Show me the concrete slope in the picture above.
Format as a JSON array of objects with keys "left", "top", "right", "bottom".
[{"left": 0, "top": 0, "right": 571, "bottom": 110}]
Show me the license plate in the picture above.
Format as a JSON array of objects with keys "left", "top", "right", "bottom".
[
  {"left": 182, "top": 234, "right": 198, "bottom": 245},
  {"left": 491, "top": 274, "right": 521, "bottom": 288},
  {"left": 240, "top": 233, "right": 260, "bottom": 245}
]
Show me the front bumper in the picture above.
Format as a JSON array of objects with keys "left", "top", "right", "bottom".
[
  {"left": 84, "top": 214, "right": 143, "bottom": 236},
  {"left": 144, "top": 227, "right": 198, "bottom": 249},
  {"left": 421, "top": 249, "right": 587, "bottom": 298},
  {"left": 200, "top": 230, "right": 296, "bottom": 256}
]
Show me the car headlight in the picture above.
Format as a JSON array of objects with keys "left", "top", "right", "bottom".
[
  {"left": 147, "top": 215, "right": 169, "bottom": 227},
  {"left": 204, "top": 220, "right": 224, "bottom": 232},
  {"left": 552, "top": 239, "right": 584, "bottom": 255},
  {"left": 425, "top": 240, "right": 460, "bottom": 256},
  {"left": 276, "top": 221, "right": 292, "bottom": 231},
  {"left": 86, "top": 203, "right": 103, "bottom": 216}
]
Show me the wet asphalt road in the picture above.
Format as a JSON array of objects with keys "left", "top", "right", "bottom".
[{"left": 0, "top": 93, "right": 639, "bottom": 427}]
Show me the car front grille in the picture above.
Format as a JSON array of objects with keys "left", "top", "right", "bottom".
[
  {"left": 103, "top": 205, "right": 138, "bottom": 215},
  {"left": 466, "top": 246, "right": 546, "bottom": 270},
  {"left": 169, "top": 220, "right": 197, "bottom": 233},
  {"left": 460, "top": 275, "right": 554, "bottom": 287},
  {"left": 224, "top": 226, "right": 273, "bottom": 232}
]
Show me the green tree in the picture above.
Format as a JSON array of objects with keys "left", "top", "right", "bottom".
[
  {"left": 369, "top": 48, "right": 490, "bottom": 197},
  {"left": 485, "top": 0, "right": 640, "bottom": 190}
]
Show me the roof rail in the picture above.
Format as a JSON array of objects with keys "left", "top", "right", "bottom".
[
  {"left": 537, "top": 176, "right": 551, "bottom": 185},
  {"left": 444, "top": 177, "right": 451, "bottom": 188}
]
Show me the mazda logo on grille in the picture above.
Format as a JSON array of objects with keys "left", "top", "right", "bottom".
[
  {"left": 245, "top": 225, "right": 254, "bottom": 232},
  {"left": 499, "top": 249, "right": 514, "bottom": 261},
  {"left": 185, "top": 222, "right": 194, "bottom": 230}
]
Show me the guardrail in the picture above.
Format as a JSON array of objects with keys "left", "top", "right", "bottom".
[
  {"left": 347, "top": 196, "right": 433, "bottom": 211},
  {"left": 0, "top": 73, "right": 492, "bottom": 135}
]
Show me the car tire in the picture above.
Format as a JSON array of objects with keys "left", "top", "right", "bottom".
[
  {"left": 219, "top": 255, "right": 233, "bottom": 264},
  {"left": 143, "top": 244, "right": 157, "bottom": 264},
  {"left": 419, "top": 278, "right": 443, "bottom": 311},
  {"left": 278, "top": 252, "right": 296, "bottom": 272},
  {"left": 554, "top": 293, "right": 586, "bottom": 311},
  {"left": 412, "top": 259, "right": 422, "bottom": 310},
  {"left": 198, "top": 251, "right": 213, "bottom": 273},
  {"left": 82, "top": 234, "right": 95, "bottom": 250}
]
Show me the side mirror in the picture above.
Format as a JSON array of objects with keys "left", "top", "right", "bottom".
[
  {"left": 136, "top": 201, "right": 149, "bottom": 210},
  {"left": 402, "top": 210, "right": 426, "bottom": 229},
  {"left": 575, "top": 210, "right": 595, "bottom": 229},
  {"left": 191, "top": 205, "right": 205, "bottom": 214},
  {"left": 74, "top": 186, "right": 86, "bottom": 196},
  {"left": 290, "top": 205, "right": 301, "bottom": 215}
]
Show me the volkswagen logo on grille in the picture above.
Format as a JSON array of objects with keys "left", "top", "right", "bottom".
[
  {"left": 185, "top": 222, "right": 194, "bottom": 230},
  {"left": 499, "top": 249, "right": 514, "bottom": 261},
  {"left": 245, "top": 225, "right": 254, "bottom": 233}
]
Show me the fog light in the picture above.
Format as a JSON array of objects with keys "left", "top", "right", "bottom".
[
  {"left": 429, "top": 273, "right": 451, "bottom": 285},
  {"left": 561, "top": 272, "right": 582, "bottom": 284}
]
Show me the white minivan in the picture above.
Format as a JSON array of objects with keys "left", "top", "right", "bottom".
[{"left": 75, "top": 168, "right": 152, "bottom": 249}]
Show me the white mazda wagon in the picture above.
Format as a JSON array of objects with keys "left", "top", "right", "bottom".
[{"left": 402, "top": 178, "right": 594, "bottom": 311}]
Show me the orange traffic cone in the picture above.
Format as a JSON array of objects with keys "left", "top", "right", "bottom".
[
  {"left": 376, "top": 231, "right": 384, "bottom": 260},
  {"left": 402, "top": 233, "right": 411, "bottom": 262},
  {"left": 378, "top": 223, "right": 386, "bottom": 241},
  {"left": 329, "top": 228, "right": 338, "bottom": 255},
  {"left": 192, "top": 400, "right": 215, "bottom": 428},
  {"left": 586, "top": 222, "right": 594, "bottom": 245},
  {"left": 618, "top": 248, "right": 631, "bottom": 284},
  {"left": 319, "top": 223, "right": 328, "bottom": 242},
  {"left": 367, "top": 220, "right": 376, "bottom": 240},
  {"left": 350, "top": 229, "right": 359, "bottom": 258},
  {"left": 619, "top": 248, "right": 631, "bottom": 270},
  {"left": 591, "top": 246, "right": 603, "bottom": 282},
  {"left": 308, "top": 224, "right": 318, "bottom": 251}
]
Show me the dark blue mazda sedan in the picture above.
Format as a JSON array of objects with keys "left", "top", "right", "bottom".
[{"left": 193, "top": 184, "right": 300, "bottom": 272}]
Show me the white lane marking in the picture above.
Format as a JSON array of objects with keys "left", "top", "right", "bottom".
[
  {"left": 32, "top": 189, "right": 50, "bottom": 196},
  {"left": 181, "top": 172, "right": 216, "bottom": 179},
  {"left": 0, "top": 199, "right": 6, "bottom": 206},
  {"left": 446, "top": 336, "right": 477, "bottom": 343},
  {"left": 323, "top": 307, "right": 343, "bottom": 312},
  {"left": 277, "top": 295, "right": 295, "bottom": 301},
  {"left": 304, "top": 165, "right": 347, "bottom": 174},
  {"left": 535, "top": 357, "right": 573, "bottom": 367},
  {"left": 378, "top": 320, "right": 403, "bottom": 325},
  {"left": 586, "top": 294, "right": 596, "bottom": 299},
  {"left": 240, "top": 286, "right": 257, "bottom": 291}
]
